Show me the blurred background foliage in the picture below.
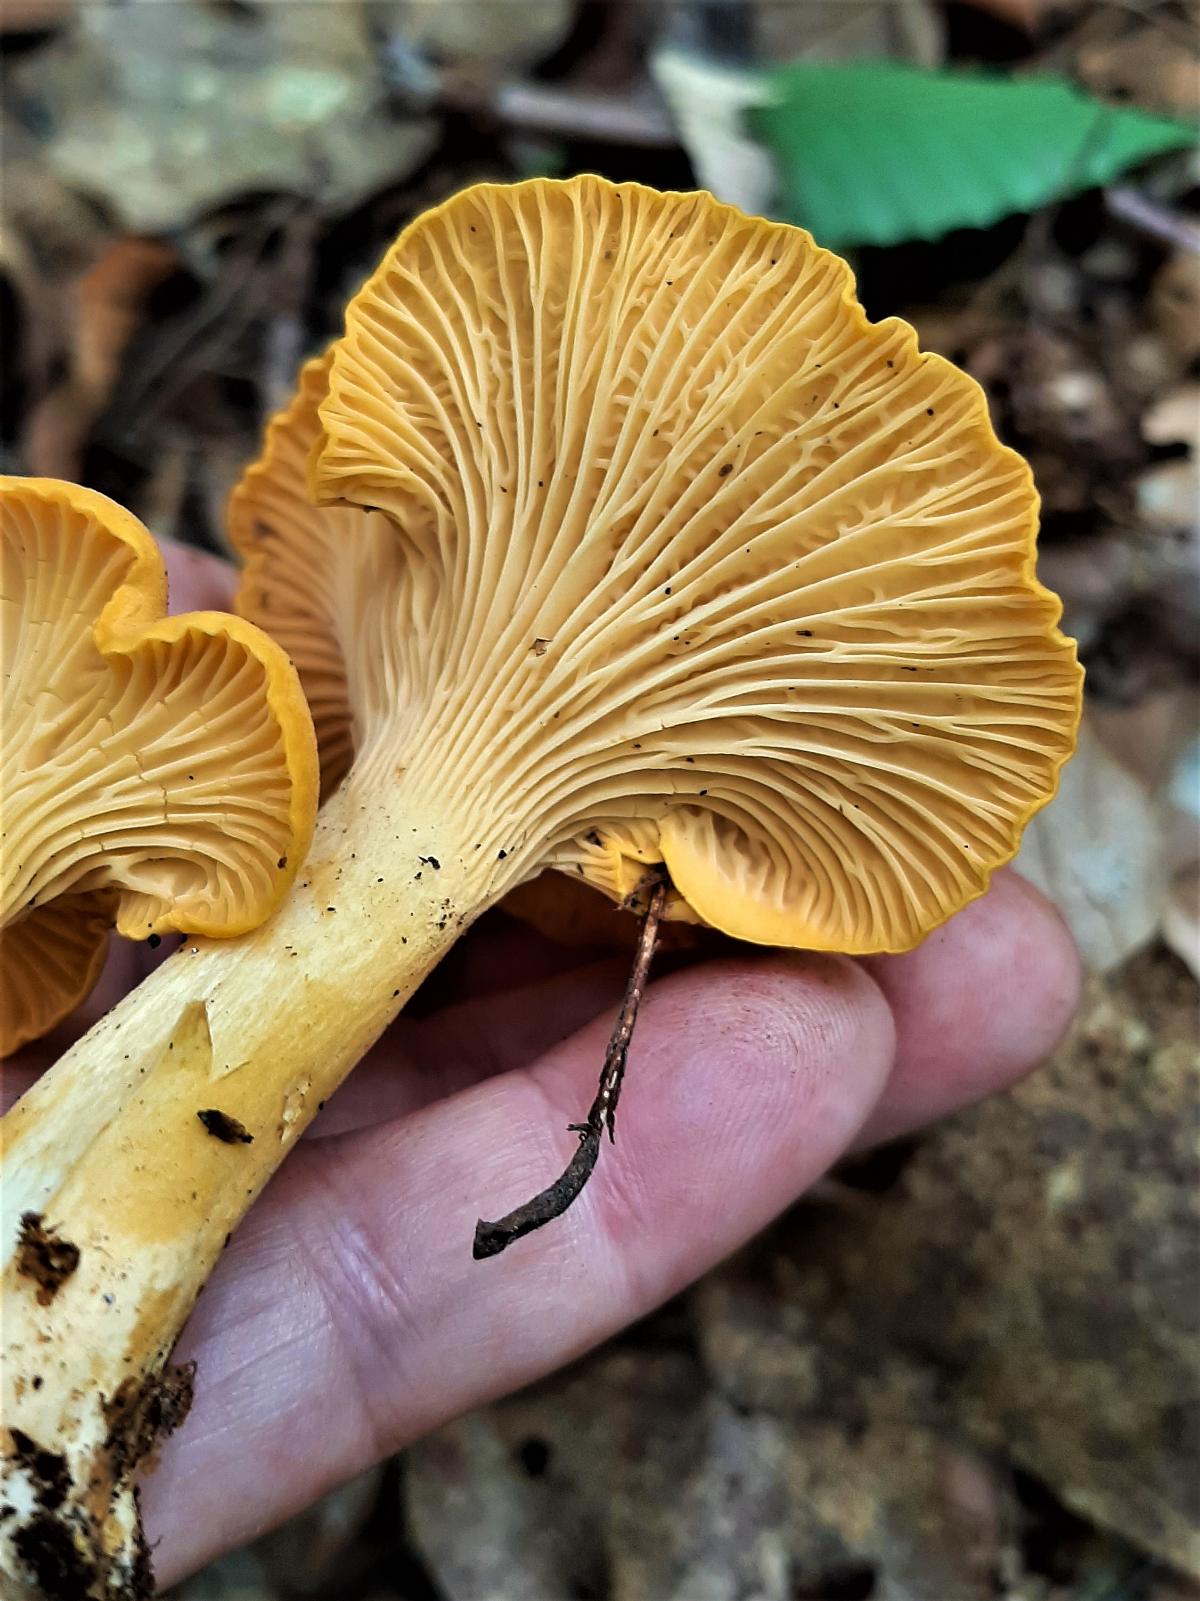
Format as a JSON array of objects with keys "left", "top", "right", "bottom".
[{"left": 1, "top": 2, "right": 1197, "bottom": 1597}]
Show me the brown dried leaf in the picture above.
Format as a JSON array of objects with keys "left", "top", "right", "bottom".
[
  {"left": 1079, "top": 28, "right": 1200, "bottom": 120},
  {"left": 1164, "top": 862, "right": 1200, "bottom": 979},
  {"left": 12, "top": 1, "right": 437, "bottom": 234},
  {"left": 1152, "top": 253, "right": 1200, "bottom": 368}
]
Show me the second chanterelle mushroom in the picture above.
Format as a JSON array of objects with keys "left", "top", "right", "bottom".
[
  {"left": 0, "top": 477, "right": 317, "bottom": 1057},
  {"left": 0, "top": 176, "right": 1082, "bottom": 1595}
]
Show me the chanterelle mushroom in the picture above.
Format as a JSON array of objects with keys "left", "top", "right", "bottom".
[
  {"left": 0, "top": 178, "right": 1081, "bottom": 1595},
  {"left": 0, "top": 476, "right": 317, "bottom": 1054}
]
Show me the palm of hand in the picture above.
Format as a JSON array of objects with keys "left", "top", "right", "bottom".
[{"left": 0, "top": 539, "right": 1080, "bottom": 1584}]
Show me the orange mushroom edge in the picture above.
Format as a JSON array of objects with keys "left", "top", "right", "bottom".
[{"left": 0, "top": 474, "right": 319, "bottom": 1053}]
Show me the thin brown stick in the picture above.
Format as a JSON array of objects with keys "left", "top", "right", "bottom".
[{"left": 473, "top": 878, "right": 668, "bottom": 1261}]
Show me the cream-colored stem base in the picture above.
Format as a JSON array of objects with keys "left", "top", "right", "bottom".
[{"left": 0, "top": 771, "right": 507, "bottom": 1598}]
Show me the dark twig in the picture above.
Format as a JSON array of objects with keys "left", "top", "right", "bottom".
[{"left": 473, "top": 877, "right": 668, "bottom": 1261}]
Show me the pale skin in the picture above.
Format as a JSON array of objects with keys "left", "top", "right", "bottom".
[{"left": 1, "top": 539, "right": 1082, "bottom": 1586}]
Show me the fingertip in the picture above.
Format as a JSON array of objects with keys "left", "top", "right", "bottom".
[
  {"left": 160, "top": 535, "right": 237, "bottom": 613},
  {"left": 949, "top": 868, "right": 1083, "bottom": 1064},
  {"left": 858, "top": 868, "right": 1082, "bottom": 1147},
  {"left": 629, "top": 950, "right": 896, "bottom": 1133},
  {"left": 991, "top": 869, "right": 1082, "bottom": 1053},
  {"left": 551, "top": 951, "right": 896, "bottom": 1269}
]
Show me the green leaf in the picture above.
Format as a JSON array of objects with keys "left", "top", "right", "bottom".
[{"left": 750, "top": 60, "right": 1196, "bottom": 250}]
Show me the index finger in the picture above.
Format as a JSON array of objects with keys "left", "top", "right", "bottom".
[{"left": 162, "top": 534, "right": 237, "bottom": 612}]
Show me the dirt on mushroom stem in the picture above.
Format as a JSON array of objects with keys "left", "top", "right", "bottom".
[{"left": 0, "top": 757, "right": 528, "bottom": 1598}]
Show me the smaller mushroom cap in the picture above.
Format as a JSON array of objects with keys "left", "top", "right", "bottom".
[{"left": 1, "top": 476, "right": 318, "bottom": 1052}]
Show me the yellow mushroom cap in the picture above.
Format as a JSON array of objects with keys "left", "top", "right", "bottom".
[
  {"left": 0, "top": 476, "right": 318, "bottom": 1052},
  {"left": 237, "top": 176, "right": 1081, "bottom": 956}
]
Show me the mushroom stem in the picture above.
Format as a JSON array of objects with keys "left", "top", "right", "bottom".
[{"left": 0, "top": 766, "right": 515, "bottom": 1597}]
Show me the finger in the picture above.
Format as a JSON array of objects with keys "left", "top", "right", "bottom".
[
  {"left": 407, "top": 908, "right": 615, "bottom": 1017},
  {"left": 161, "top": 535, "right": 237, "bottom": 613},
  {"left": 142, "top": 952, "right": 895, "bottom": 1580},
  {"left": 313, "top": 955, "right": 628, "bottom": 1137},
  {"left": 311, "top": 912, "right": 712, "bottom": 1139},
  {"left": 291, "top": 870, "right": 1078, "bottom": 1145},
  {"left": 854, "top": 867, "right": 1080, "bottom": 1149}
]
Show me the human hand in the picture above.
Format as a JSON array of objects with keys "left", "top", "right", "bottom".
[{"left": 0, "top": 539, "right": 1081, "bottom": 1586}]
